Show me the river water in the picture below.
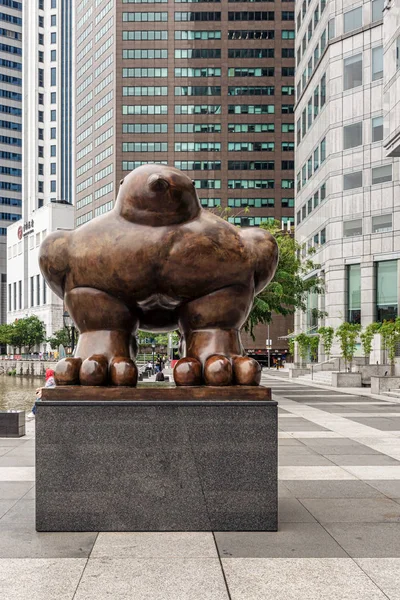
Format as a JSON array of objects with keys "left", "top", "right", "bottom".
[{"left": 0, "top": 376, "right": 42, "bottom": 412}]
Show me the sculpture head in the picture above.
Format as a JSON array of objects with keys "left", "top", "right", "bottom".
[{"left": 115, "top": 164, "right": 201, "bottom": 226}]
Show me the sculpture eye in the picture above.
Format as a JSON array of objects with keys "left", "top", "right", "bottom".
[
  {"left": 120, "top": 178, "right": 124, "bottom": 186},
  {"left": 191, "top": 180, "right": 195, "bottom": 186}
]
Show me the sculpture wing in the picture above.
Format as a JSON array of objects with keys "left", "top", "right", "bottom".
[
  {"left": 39, "top": 230, "right": 71, "bottom": 299},
  {"left": 238, "top": 228, "right": 279, "bottom": 295}
]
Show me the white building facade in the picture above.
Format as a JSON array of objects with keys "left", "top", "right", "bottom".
[
  {"left": 0, "top": 0, "right": 23, "bottom": 328},
  {"left": 294, "top": 0, "right": 400, "bottom": 357},
  {"left": 6, "top": 0, "right": 75, "bottom": 351}
]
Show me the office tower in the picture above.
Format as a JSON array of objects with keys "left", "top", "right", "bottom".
[
  {"left": 294, "top": 0, "right": 400, "bottom": 359},
  {"left": 0, "top": 0, "right": 23, "bottom": 326},
  {"left": 74, "top": 0, "right": 295, "bottom": 356},
  {"left": 6, "top": 0, "right": 74, "bottom": 351}
]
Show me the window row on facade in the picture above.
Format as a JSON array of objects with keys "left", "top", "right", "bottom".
[
  {"left": 120, "top": 104, "right": 293, "bottom": 115},
  {"left": 120, "top": 29, "right": 295, "bottom": 40},
  {"left": 122, "top": 11, "right": 288, "bottom": 21}
]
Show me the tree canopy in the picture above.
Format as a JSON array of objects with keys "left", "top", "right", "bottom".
[
  {"left": 244, "top": 220, "right": 324, "bottom": 337},
  {"left": 0, "top": 316, "right": 46, "bottom": 352},
  {"left": 47, "top": 328, "right": 71, "bottom": 350}
]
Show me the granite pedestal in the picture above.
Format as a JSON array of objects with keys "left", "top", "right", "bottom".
[
  {"left": 0, "top": 410, "right": 25, "bottom": 437},
  {"left": 36, "top": 385, "right": 277, "bottom": 532}
]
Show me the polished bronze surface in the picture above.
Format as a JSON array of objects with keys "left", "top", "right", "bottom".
[
  {"left": 204, "top": 355, "right": 233, "bottom": 387},
  {"left": 40, "top": 385, "right": 273, "bottom": 401},
  {"left": 174, "top": 357, "right": 202, "bottom": 387},
  {"left": 40, "top": 164, "right": 278, "bottom": 387},
  {"left": 233, "top": 356, "right": 262, "bottom": 386},
  {"left": 109, "top": 357, "right": 138, "bottom": 387},
  {"left": 54, "top": 357, "right": 82, "bottom": 386},
  {"left": 80, "top": 355, "right": 108, "bottom": 386}
]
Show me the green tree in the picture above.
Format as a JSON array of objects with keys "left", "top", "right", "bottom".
[
  {"left": 244, "top": 221, "right": 325, "bottom": 337},
  {"left": 296, "top": 333, "right": 311, "bottom": 363},
  {"left": 8, "top": 316, "right": 46, "bottom": 353},
  {"left": 379, "top": 318, "right": 400, "bottom": 375},
  {"left": 309, "top": 335, "right": 320, "bottom": 362},
  {"left": 47, "top": 328, "right": 71, "bottom": 350},
  {"left": 318, "top": 326, "right": 335, "bottom": 360},
  {"left": 0, "top": 323, "right": 12, "bottom": 348},
  {"left": 335, "top": 322, "right": 361, "bottom": 371},
  {"left": 360, "top": 322, "right": 381, "bottom": 359}
]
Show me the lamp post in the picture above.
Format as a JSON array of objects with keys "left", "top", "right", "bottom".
[
  {"left": 63, "top": 310, "right": 76, "bottom": 354},
  {"left": 152, "top": 343, "right": 156, "bottom": 369},
  {"left": 266, "top": 324, "right": 272, "bottom": 370}
]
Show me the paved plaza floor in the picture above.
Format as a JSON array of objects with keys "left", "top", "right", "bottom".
[{"left": 1, "top": 373, "right": 400, "bottom": 598}]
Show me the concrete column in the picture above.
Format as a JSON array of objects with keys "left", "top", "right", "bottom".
[{"left": 361, "top": 261, "right": 375, "bottom": 327}]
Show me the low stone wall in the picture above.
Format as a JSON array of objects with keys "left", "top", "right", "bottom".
[
  {"left": 331, "top": 372, "right": 362, "bottom": 388},
  {"left": 289, "top": 368, "right": 311, "bottom": 378},
  {"left": 0, "top": 360, "right": 58, "bottom": 377},
  {"left": 358, "top": 365, "right": 390, "bottom": 386},
  {"left": 371, "top": 376, "right": 400, "bottom": 395}
]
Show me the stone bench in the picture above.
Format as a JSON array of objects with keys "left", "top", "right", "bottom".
[{"left": 0, "top": 410, "right": 25, "bottom": 437}]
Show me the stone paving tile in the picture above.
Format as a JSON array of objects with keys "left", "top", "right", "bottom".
[
  {"left": 298, "top": 440, "right": 381, "bottom": 455},
  {"left": 0, "top": 499, "right": 18, "bottom": 519},
  {"left": 300, "top": 497, "right": 400, "bottom": 523},
  {"left": 325, "top": 454, "right": 400, "bottom": 466},
  {"left": 278, "top": 498, "right": 316, "bottom": 523},
  {"left": 91, "top": 532, "right": 217, "bottom": 559},
  {"left": 277, "top": 482, "right": 293, "bottom": 498},
  {"left": 348, "top": 417, "right": 400, "bottom": 431},
  {"left": 214, "top": 524, "right": 348, "bottom": 558},
  {"left": 282, "top": 480, "right": 385, "bottom": 499},
  {"left": 0, "top": 558, "right": 86, "bottom": 600},
  {"left": 366, "top": 480, "right": 400, "bottom": 498},
  {"left": 356, "top": 558, "right": 400, "bottom": 600},
  {"left": 279, "top": 466, "right": 356, "bottom": 480},
  {"left": 221, "top": 558, "right": 387, "bottom": 600},
  {"left": 342, "top": 466, "right": 400, "bottom": 480},
  {"left": 278, "top": 454, "right": 335, "bottom": 466},
  {"left": 0, "top": 447, "right": 14, "bottom": 457},
  {"left": 325, "top": 523, "right": 400, "bottom": 558},
  {"left": 0, "top": 455, "right": 35, "bottom": 467},
  {"left": 0, "top": 526, "right": 98, "bottom": 559},
  {"left": 0, "top": 481, "right": 34, "bottom": 500},
  {"left": 74, "top": 558, "right": 229, "bottom": 600},
  {"left": 0, "top": 467, "right": 35, "bottom": 481}
]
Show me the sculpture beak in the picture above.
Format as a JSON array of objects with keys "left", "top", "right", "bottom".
[{"left": 147, "top": 174, "right": 170, "bottom": 194}]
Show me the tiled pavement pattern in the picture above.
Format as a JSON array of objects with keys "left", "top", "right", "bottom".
[{"left": 2, "top": 376, "right": 400, "bottom": 598}]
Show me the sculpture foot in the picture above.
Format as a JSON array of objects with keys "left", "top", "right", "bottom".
[
  {"left": 232, "top": 356, "right": 261, "bottom": 386},
  {"left": 80, "top": 355, "right": 109, "bottom": 386},
  {"left": 174, "top": 354, "right": 261, "bottom": 386},
  {"left": 204, "top": 354, "right": 233, "bottom": 386},
  {"left": 174, "top": 357, "right": 202, "bottom": 386},
  {"left": 109, "top": 357, "right": 138, "bottom": 386},
  {"left": 54, "top": 357, "right": 82, "bottom": 385}
]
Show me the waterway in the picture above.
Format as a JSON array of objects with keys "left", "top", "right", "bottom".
[{"left": 0, "top": 376, "right": 42, "bottom": 412}]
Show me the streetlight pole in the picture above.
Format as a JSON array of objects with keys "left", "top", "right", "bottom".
[
  {"left": 152, "top": 344, "right": 156, "bottom": 369},
  {"left": 266, "top": 324, "right": 272, "bottom": 370}
]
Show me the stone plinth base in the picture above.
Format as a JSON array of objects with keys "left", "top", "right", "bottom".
[{"left": 36, "top": 386, "right": 277, "bottom": 532}]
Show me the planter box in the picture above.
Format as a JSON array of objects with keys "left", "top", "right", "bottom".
[
  {"left": 371, "top": 376, "right": 400, "bottom": 395},
  {"left": 289, "top": 368, "right": 311, "bottom": 378},
  {"left": 331, "top": 373, "right": 362, "bottom": 388}
]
